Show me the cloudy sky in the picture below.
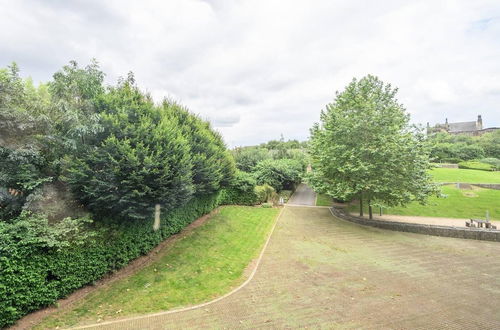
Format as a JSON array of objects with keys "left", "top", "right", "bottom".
[{"left": 1, "top": 0, "right": 500, "bottom": 147}]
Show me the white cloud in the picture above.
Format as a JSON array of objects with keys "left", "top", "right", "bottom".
[{"left": 1, "top": 0, "right": 500, "bottom": 146}]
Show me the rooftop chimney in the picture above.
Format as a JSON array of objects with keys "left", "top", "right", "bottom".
[{"left": 477, "top": 115, "right": 483, "bottom": 130}]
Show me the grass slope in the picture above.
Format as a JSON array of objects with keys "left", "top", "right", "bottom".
[
  {"left": 350, "top": 185, "right": 500, "bottom": 220},
  {"left": 36, "top": 206, "right": 279, "bottom": 329},
  {"left": 430, "top": 168, "right": 500, "bottom": 183},
  {"left": 316, "top": 194, "right": 333, "bottom": 206}
]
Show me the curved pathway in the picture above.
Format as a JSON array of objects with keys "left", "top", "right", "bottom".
[{"left": 76, "top": 205, "right": 500, "bottom": 329}]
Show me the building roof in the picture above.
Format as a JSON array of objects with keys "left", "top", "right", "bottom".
[{"left": 448, "top": 121, "right": 477, "bottom": 132}]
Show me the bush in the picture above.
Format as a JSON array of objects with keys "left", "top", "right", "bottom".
[
  {"left": 254, "top": 184, "right": 276, "bottom": 203},
  {"left": 253, "top": 159, "right": 303, "bottom": 192},
  {"left": 0, "top": 194, "right": 220, "bottom": 328},
  {"left": 480, "top": 158, "right": 500, "bottom": 170},
  {"left": 65, "top": 82, "right": 233, "bottom": 221},
  {"left": 218, "top": 171, "right": 258, "bottom": 205},
  {"left": 458, "top": 160, "right": 494, "bottom": 171}
]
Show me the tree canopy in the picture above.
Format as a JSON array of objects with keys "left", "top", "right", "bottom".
[{"left": 307, "top": 75, "right": 437, "bottom": 218}]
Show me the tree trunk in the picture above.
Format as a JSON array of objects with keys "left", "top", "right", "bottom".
[
  {"left": 359, "top": 192, "right": 363, "bottom": 217},
  {"left": 368, "top": 199, "right": 373, "bottom": 220}
]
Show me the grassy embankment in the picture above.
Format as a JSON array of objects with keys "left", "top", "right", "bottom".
[
  {"left": 430, "top": 167, "right": 500, "bottom": 183},
  {"left": 36, "top": 206, "right": 279, "bottom": 329},
  {"left": 343, "top": 168, "right": 500, "bottom": 220},
  {"left": 349, "top": 184, "right": 500, "bottom": 220}
]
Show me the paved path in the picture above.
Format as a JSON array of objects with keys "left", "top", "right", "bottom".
[
  {"left": 80, "top": 206, "right": 500, "bottom": 329},
  {"left": 351, "top": 212, "right": 500, "bottom": 228},
  {"left": 287, "top": 183, "right": 316, "bottom": 206}
]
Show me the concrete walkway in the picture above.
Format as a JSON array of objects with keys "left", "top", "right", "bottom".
[
  {"left": 77, "top": 206, "right": 500, "bottom": 329},
  {"left": 287, "top": 183, "right": 316, "bottom": 206}
]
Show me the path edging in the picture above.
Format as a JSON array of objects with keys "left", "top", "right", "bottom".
[{"left": 330, "top": 207, "right": 500, "bottom": 242}]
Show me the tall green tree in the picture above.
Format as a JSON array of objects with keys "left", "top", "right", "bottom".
[
  {"left": 307, "top": 75, "right": 437, "bottom": 219},
  {"left": 64, "top": 79, "right": 194, "bottom": 220}
]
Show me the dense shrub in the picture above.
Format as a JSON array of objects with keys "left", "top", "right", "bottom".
[
  {"left": 218, "top": 171, "right": 259, "bottom": 205},
  {"left": 458, "top": 160, "right": 494, "bottom": 171},
  {"left": 0, "top": 194, "right": 220, "bottom": 328},
  {"left": 480, "top": 158, "right": 500, "bottom": 170},
  {"left": 430, "top": 142, "right": 485, "bottom": 163},
  {"left": 253, "top": 158, "right": 303, "bottom": 191},
  {"left": 254, "top": 184, "right": 276, "bottom": 203},
  {"left": 232, "top": 146, "right": 271, "bottom": 172},
  {"left": 64, "top": 81, "right": 234, "bottom": 221}
]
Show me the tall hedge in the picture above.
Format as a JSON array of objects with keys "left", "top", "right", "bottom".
[{"left": 0, "top": 194, "right": 221, "bottom": 327}]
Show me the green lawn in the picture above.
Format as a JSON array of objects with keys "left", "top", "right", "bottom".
[
  {"left": 36, "top": 206, "right": 280, "bottom": 329},
  {"left": 316, "top": 193, "right": 333, "bottom": 206},
  {"left": 430, "top": 168, "right": 500, "bottom": 183},
  {"left": 350, "top": 185, "right": 500, "bottom": 220}
]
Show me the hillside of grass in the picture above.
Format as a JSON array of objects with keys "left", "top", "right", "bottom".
[
  {"left": 430, "top": 168, "right": 500, "bottom": 183},
  {"left": 350, "top": 185, "right": 500, "bottom": 220},
  {"left": 36, "top": 206, "right": 280, "bottom": 329}
]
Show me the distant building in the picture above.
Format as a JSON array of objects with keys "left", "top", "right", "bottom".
[{"left": 427, "top": 115, "right": 499, "bottom": 136}]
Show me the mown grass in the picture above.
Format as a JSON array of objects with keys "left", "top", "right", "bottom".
[
  {"left": 430, "top": 168, "right": 500, "bottom": 183},
  {"left": 349, "top": 185, "right": 500, "bottom": 220},
  {"left": 36, "top": 206, "right": 280, "bottom": 329},
  {"left": 316, "top": 194, "right": 332, "bottom": 206}
]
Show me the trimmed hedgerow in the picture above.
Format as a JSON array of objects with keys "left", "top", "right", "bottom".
[
  {"left": 458, "top": 160, "right": 494, "bottom": 172},
  {"left": 0, "top": 194, "right": 220, "bottom": 328}
]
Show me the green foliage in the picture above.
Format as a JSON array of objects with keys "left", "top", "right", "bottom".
[
  {"left": 0, "top": 147, "right": 52, "bottom": 219},
  {"left": 458, "top": 161, "right": 494, "bottom": 171},
  {"left": 218, "top": 171, "right": 258, "bottom": 205},
  {"left": 64, "top": 77, "right": 234, "bottom": 221},
  {"left": 48, "top": 59, "right": 105, "bottom": 152},
  {"left": 430, "top": 142, "right": 485, "bottom": 163},
  {"left": 0, "top": 63, "right": 52, "bottom": 150},
  {"left": 480, "top": 158, "right": 500, "bottom": 170},
  {"left": 307, "top": 75, "right": 438, "bottom": 211},
  {"left": 232, "top": 146, "right": 271, "bottom": 172},
  {"left": 2, "top": 211, "right": 94, "bottom": 251},
  {"left": 0, "top": 194, "right": 220, "bottom": 328},
  {"left": 64, "top": 83, "right": 194, "bottom": 220},
  {"left": 0, "top": 61, "right": 237, "bottom": 327},
  {"left": 254, "top": 184, "right": 276, "bottom": 203},
  {"left": 478, "top": 130, "right": 500, "bottom": 159},
  {"left": 162, "top": 100, "right": 235, "bottom": 195},
  {"left": 36, "top": 206, "right": 279, "bottom": 328},
  {"left": 253, "top": 158, "right": 303, "bottom": 192}
]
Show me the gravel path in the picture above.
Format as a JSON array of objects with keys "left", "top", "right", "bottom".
[{"left": 76, "top": 206, "right": 500, "bottom": 329}]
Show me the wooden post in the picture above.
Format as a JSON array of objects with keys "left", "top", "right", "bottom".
[
  {"left": 359, "top": 192, "right": 363, "bottom": 217},
  {"left": 379, "top": 207, "right": 382, "bottom": 216},
  {"left": 153, "top": 204, "right": 161, "bottom": 231}
]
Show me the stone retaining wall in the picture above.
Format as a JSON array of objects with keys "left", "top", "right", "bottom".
[{"left": 331, "top": 208, "right": 500, "bottom": 242}]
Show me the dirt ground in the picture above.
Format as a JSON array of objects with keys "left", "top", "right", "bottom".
[
  {"left": 71, "top": 206, "right": 500, "bottom": 329},
  {"left": 350, "top": 212, "right": 500, "bottom": 228}
]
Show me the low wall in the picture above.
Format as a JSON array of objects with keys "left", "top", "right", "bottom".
[{"left": 331, "top": 208, "right": 500, "bottom": 242}]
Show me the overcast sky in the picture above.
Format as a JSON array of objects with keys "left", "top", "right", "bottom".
[{"left": 1, "top": 0, "right": 500, "bottom": 147}]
